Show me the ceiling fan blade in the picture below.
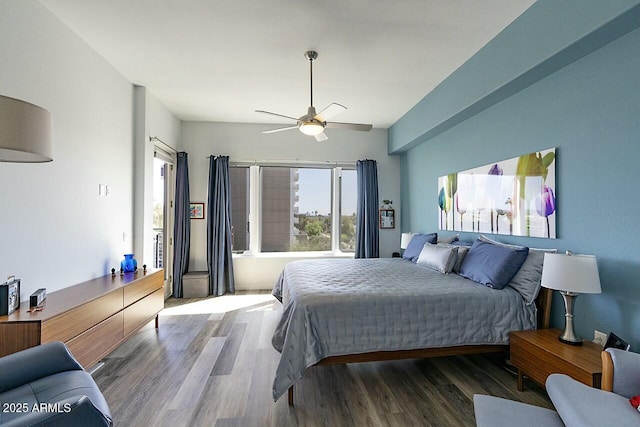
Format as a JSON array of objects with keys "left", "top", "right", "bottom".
[
  {"left": 325, "top": 121, "right": 373, "bottom": 132},
  {"left": 262, "top": 125, "right": 299, "bottom": 134},
  {"left": 314, "top": 132, "right": 328, "bottom": 142},
  {"left": 255, "top": 110, "right": 298, "bottom": 122},
  {"left": 315, "top": 103, "right": 346, "bottom": 122}
]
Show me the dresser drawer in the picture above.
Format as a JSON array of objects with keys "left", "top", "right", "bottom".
[
  {"left": 124, "top": 288, "right": 164, "bottom": 337},
  {"left": 41, "top": 289, "right": 123, "bottom": 344},
  {"left": 66, "top": 311, "right": 124, "bottom": 368},
  {"left": 123, "top": 270, "right": 164, "bottom": 307}
]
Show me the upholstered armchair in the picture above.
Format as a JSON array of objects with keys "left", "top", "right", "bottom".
[
  {"left": 474, "top": 347, "right": 640, "bottom": 427},
  {"left": 0, "top": 341, "right": 112, "bottom": 426}
]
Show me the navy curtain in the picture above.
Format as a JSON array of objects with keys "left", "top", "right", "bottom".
[
  {"left": 207, "top": 155, "right": 235, "bottom": 296},
  {"left": 172, "top": 152, "right": 191, "bottom": 298},
  {"left": 355, "top": 159, "right": 379, "bottom": 258}
]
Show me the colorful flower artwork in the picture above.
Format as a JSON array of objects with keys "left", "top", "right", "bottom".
[{"left": 438, "top": 148, "right": 556, "bottom": 238}]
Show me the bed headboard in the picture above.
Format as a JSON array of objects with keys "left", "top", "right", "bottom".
[{"left": 535, "top": 287, "right": 552, "bottom": 329}]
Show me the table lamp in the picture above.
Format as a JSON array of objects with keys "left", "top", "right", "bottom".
[
  {"left": 400, "top": 233, "right": 415, "bottom": 251},
  {"left": 541, "top": 252, "right": 601, "bottom": 345}
]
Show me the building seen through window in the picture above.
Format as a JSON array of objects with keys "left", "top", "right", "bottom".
[{"left": 230, "top": 165, "right": 356, "bottom": 253}]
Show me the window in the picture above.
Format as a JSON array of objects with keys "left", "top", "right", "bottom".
[
  {"left": 231, "top": 163, "right": 355, "bottom": 254},
  {"left": 229, "top": 166, "right": 249, "bottom": 252},
  {"left": 261, "top": 167, "right": 332, "bottom": 252}
]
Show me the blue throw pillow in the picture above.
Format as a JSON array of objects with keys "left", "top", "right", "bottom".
[
  {"left": 459, "top": 239, "right": 529, "bottom": 289},
  {"left": 402, "top": 233, "right": 437, "bottom": 262}
]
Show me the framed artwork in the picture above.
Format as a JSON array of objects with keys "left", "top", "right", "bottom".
[
  {"left": 190, "top": 202, "right": 205, "bottom": 220},
  {"left": 380, "top": 209, "right": 395, "bottom": 229},
  {"left": 438, "top": 148, "right": 556, "bottom": 238}
]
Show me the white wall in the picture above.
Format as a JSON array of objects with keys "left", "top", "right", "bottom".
[
  {"left": 0, "top": 1, "right": 179, "bottom": 299},
  {"left": 181, "top": 121, "right": 401, "bottom": 290},
  {"left": 132, "top": 87, "right": 181, "bottom": 271}
]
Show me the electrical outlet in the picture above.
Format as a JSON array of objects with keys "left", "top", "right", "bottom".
[{"left": 594, "top": 330, "right": 607, "bottom": 347}]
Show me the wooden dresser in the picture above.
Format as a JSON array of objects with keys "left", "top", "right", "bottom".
[
  {"left": 0, "top": 269, "right": 164, "bottom": 369},
  {"left": 510, "top": 328, "right": 602, "bottom": 390}
]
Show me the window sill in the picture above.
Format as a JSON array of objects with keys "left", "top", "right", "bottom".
[{"left": 233, "top": 251, "right": 354, "bottom": 259}]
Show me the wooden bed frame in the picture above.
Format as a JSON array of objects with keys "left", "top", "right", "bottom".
[{"left": 287, "top": 286, "right": 553, "bottom": 405}]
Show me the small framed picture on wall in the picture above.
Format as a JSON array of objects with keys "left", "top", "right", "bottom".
[
  {"left": 379, "top": 209, "right": 395, "bottom": 229},
  {"left": 190, "top": 202, "right": 205, "bottom": 219}
]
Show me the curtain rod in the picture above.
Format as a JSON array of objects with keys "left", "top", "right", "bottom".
[
  {"left": 205, "top": 157, "right": 356, "bottom": 168},
  {"left": 149, "top": 136, "right": 176, "bottom": 154}
]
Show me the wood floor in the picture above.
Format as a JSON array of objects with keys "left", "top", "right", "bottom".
[{"left": 93, "top": 293, "right": 553, "bottom": 427}]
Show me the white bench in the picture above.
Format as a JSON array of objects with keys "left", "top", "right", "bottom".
[{"left": 182, "top": 271, "right": 209, "bottom": 298}]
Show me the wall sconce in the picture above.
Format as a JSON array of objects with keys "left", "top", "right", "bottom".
[{"left": 0, "top": 95, "right": 52, "bottom": 162}]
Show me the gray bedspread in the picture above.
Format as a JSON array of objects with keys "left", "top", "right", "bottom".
[{"left": 271, "top": 258, "right": 537, "bottom": 400}]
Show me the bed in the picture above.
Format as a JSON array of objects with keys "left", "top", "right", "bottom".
[{"left": 271, "top": 248, "right": 552, "bottom": 404}]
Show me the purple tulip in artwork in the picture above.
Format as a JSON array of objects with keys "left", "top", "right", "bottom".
[
  {"left": 535, "top": 185, "right": 556, "bottom": 217},
  {"left": 488, "top": 164, "right": 503, "bottom": 175},
  {"left": 535, "top": 185, "right": 556, "bottom": 238},
  {"left": 487, "top": 164, "right": 503, "bottom": 232}
]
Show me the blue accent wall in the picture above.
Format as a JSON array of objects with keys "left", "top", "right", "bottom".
[
  {"left": 392, "top": 3, "right": 640, "bottom": 348},
  {"left": 389, "top": 0, "right": 640, "bottom": 154}
]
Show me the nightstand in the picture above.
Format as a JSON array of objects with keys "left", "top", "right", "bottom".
[{"left": 510, "top": 329, "right": 602, "bottom": 391}]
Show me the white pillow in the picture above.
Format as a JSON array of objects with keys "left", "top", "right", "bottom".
[{"left": 417, "top": 243, "right": 458, "bottom": 274}]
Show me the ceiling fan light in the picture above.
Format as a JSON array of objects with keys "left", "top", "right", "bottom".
[{"left": 299, "top": 122, "right": 324, "bottom": 136}]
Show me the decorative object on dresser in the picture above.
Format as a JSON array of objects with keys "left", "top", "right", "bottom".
[
  {"left": 0, "top": 269, "right": 164, "bottom": 369},
  {"left": 510, "top": 328, "right": 602, "bottom": 391},
  {"left": 0, "top": 276, "right": 20, "bottom": 316},
  {"left": 541, "top": 251, "right": 602, "bottom": 345},
  {"left": 0, "top": 94, "right": 53, "bottom": 163},
  {"left": 29, "top": 288, "right": 46, "bottom": 308},
  {"left": 120, "top": 253, "right": 138, "bottom": 273}
]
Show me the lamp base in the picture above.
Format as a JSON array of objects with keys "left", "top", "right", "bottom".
[
  {"left": 558, "top": 336, "right": 583, "bottom": 346},
  {"left": 558, "top": 291, "right": 583, "bottom": 346}
]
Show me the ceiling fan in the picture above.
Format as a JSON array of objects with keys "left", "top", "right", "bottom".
[{"left": 256, "top": 51, "right": 372, "bottom": 142}]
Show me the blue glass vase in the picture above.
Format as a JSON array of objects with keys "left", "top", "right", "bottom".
[{"left": 121, "top": 254, "right": 138, "bottom": 273}]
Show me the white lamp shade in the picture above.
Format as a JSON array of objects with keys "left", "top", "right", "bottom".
[
  {"left": 0, "top": 95, "right": 53, "bottom": 162},
  {"left": 541, "top": 253, "right": 602, "bottom": 294},
  {"left": 400, "top": 233, "right": 416, "bottom": 249}
]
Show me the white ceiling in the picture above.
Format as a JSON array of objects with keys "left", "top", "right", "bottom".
[{"left": 40, "top": 0, "right": 535, "bottom": 129}]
